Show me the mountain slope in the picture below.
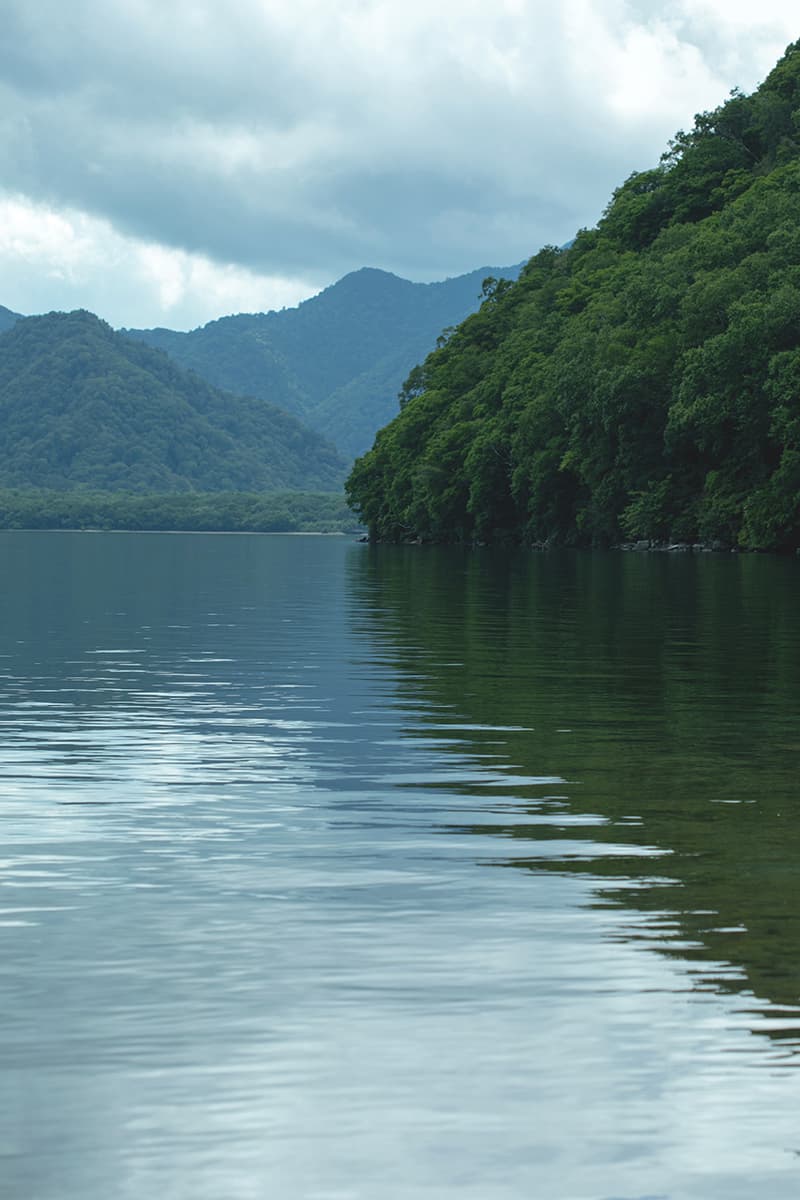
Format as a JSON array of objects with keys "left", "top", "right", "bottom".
[
  {"left": 0, "top": 310, "right": 347, "bottom": 492},
  {"left": 0, "top": 306, "right": 22, "bottom": 334},
  {"left": 125, "top": 263, "right": 521, "bottom": 458},
  {"left": 347, "top": 40, "right": 800, "bottom": 552}
]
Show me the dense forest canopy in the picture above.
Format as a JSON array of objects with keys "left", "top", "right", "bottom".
[
  {"left": 0, "top": 310, "right": 347, "bottom": 493},
  {"left": 346, "top": 41, "right": 800, "bottom": 552}
]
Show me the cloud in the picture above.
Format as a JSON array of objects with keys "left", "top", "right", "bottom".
[
  {"left": 0, "top": 193, "right": 319, "bottom": 328},
  {"left": 0, "top": 1, "right": 796, "bottom": 325}
]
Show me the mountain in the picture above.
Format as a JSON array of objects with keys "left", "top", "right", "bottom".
[
  {"left": 347, "top": 41, "right": 800, "bottom": 553},
  {"left": 125, "top": 263, "right": 521, "bottom": 459},
  {"left": 0, "top": 310, "right": 347, "bottom": 492},
  {"left": 0, "top": 305, "right": 22, "bottom": 334}
]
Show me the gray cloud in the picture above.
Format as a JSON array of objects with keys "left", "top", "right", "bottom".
[{"left": 0, "top": 0, "right": 796, "bottom": 323}]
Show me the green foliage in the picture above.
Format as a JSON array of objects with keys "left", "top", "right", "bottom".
[
  {"left": 0, "top": 489, "right": 361, "bottom": 533},
  {"left": 0, "top": 310, "right": 347, "bottom": 493},
  {"left": 347, "top": 41, "right": 800, "bottom": 551}
]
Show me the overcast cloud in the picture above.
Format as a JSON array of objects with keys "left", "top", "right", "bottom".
[{"left": 0, "top": 0, "right": 796, "bottom": 328}]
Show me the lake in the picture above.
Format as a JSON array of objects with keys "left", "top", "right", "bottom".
[{"left": 1, "top": 531, "right": 800, "bottom": 1200}]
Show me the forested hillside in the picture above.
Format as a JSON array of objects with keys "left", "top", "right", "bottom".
[
  {"left": 0, "top": 310, "right": 347, "bottom": 492},
  {"left": 0, "top": 306, "right": 22, "bottom": 334},
  {"left": 347, "top": 41, "right": 800, "bottom": 552},
  {"left": 126, "top": 264, "right": 520, "bottom": 459}
]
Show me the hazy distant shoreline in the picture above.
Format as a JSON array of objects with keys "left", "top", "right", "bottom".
[
  {"left": 0, "top": 489, "right": 361, "bottom": 537},
  {"left": 0, "top": 527, "right": 356, "bottom": 536}
]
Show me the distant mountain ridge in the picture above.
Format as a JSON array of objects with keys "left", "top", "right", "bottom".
[
  {"left": 0, "top": 305, "right": 22, "bottom": 334},
  {"left": 125, "top": 263, "right": 522, "bottom": 458},
  {"left": 0, "top": 310, "right": 347, "bottom": 492}
]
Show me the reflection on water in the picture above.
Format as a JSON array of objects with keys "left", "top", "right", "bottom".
[
  {"left": 1, "top": 532, "right": 800, "bottom": 1200},
  {"left": 351, "top": 546, "right": 800, "bottom": 1027}
]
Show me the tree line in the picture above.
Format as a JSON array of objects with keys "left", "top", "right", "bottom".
[{"left": 0, "top": 490, "right": 360, "bottom": 534}]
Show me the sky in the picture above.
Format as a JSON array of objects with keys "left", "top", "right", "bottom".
[{"left": 0, "top": 0, "right": 797, "bottom": 330}]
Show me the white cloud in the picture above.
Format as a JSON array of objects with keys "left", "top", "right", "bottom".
[
  {"left": 0, "top": 1, "right": 797, "bottom": 325},
  {"left": 0, "top": 193, "right": 321, "bottom": 328}
]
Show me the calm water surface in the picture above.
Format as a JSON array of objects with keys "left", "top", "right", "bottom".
[{"left": 1, "top": 532, "right": 800, "bottom": 1200}]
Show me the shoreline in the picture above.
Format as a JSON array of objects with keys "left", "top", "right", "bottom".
[{"left": 0, "top": 527, "right": 361, "bottom": 537}]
